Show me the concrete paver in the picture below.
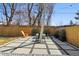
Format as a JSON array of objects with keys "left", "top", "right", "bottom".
[
  {"left": 31, "top": 49, "right": 48, "bottom": 54},
  {"left": 47, "top": 45, "right": 60, "bottom": 49},
  {"left": 50, "top": 50, "right": 67, "bottom": 55},
  {"left": 65, "top": 50, "right": 79, "bottom": 56},
  {"left": 60, "top": 45, "right": 75, "bottom": 50},
  {"left": 34, "top": 44, "right": 46, "bottom": 49},
  {"left": 56, "top": 42, "right": 68, "bottom": 45},
  {"left": 45, "top": 39, "right": 52, "bottom": 42},
  {"left": 0, "top": 46, "right": 13, "bottom": 52},
  {"left": 24, "top": 45, "right": 33, "bottom": 48},
  {"left": 46, "top": 41, "right": 55, "bottom": 45},
  {"left": 6, "top": 42, "right": 22, "bottom": 47},
  {"left": 12, "top": 48, "right": 31, "bottom": 54}
]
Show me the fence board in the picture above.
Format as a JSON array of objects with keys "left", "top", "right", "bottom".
[{"left": 65, "top": 26, "right": 79, "bottom": 47}]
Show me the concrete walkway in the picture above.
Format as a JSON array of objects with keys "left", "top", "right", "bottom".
[{"left": 0, "top": 36, "right": 79, "bottom": 56}]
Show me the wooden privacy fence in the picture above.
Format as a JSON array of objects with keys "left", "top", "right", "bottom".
[
  {"left": 0, "top": 26, "right": 57, "bottom": 37},
  {"left": 0, "top": 26, "right": 32, "bottom": 37},
  {"left": 65, "top": 25, "right": 79, "bottom": 47}
]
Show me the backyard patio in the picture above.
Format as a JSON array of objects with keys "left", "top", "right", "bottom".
[
  {"left": 0, "top": 3, "right": 79, "bottom": 56},
  {"left": 0, "top": 36, "right": 79, "bottom": 56}
]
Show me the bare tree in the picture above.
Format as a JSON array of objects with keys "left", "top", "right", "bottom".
[
  {"left": 32, "top": 3, "right": 44, "bottom": 26},
  {"left": 1, "top": 3, "right": 54, "bottom": 26},
  {"left": 2, "top": 3, "right": 16, "bottom": 26},
  {"left": 32, "top": 3, "right": 54, "bottom": 26},
  {"left": 14, "top": 4, "right": 28, "bottom": 25},
  {"left": 27, "top": 3, "right": 33, "bottom": 26},
  {"left": 46, "top": 4, "right": 54, "bottom": 26}
]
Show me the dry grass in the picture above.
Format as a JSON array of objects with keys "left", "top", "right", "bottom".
[{"left": 0, "top": 37, "right": 16, "bottom": 45}]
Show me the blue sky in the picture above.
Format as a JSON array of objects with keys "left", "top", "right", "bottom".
[
  {"left": 0, "top": 3, "right": 79, "bottom": 26},
  {"left": 50, "top": 3, "right": 79, "bottom": 26}
]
